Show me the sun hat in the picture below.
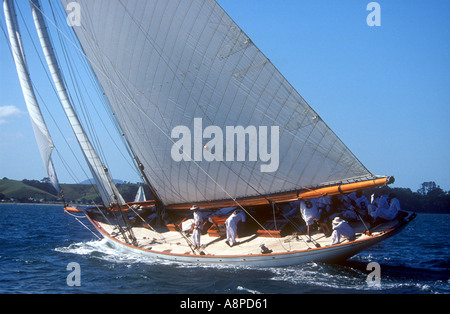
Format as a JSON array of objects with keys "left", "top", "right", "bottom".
[{"left": 332, "top": 217, "right": 344, "bottom": 225}]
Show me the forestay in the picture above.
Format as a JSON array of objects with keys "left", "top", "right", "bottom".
[{"left": 60, "top": 0, "right": 372, "bottom": 205}]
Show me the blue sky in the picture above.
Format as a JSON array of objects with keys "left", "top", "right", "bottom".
[{"left": 1, "top": 0, "right": 449, "bottom": 192}]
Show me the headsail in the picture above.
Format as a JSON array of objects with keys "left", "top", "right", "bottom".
[
  {"left": 30, "top": 0, "right": 124, "bottom": 207},
  {"left": 60, "top": 0, "right": 376, "bottom": 206},
  {"left": 134, "top": 185, "right": 147, "bottom": 203},
  {"left": 3, "top": 0, "right": 59, "bottom": 193}
]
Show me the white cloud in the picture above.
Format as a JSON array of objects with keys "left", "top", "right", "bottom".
[{"left": 0, "top": 105, "right": 26, "bottom": 124}]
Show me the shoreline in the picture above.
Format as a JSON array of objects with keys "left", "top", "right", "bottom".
[
  {"left": 0, "top": 202, "right": 450, "bottom": 215},
  {"left": 0, "top": 202, "right": 90, "bottom": 207},
  {"left": 0, "top": 202, "right": 448, "bottom": 215}
]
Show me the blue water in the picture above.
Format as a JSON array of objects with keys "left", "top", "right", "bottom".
[{"left": 0, "top": 204, "right": 448, "bottom": 294}]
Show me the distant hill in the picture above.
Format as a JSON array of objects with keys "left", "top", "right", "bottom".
[
  {"left": 0, "top": 178, "right": 151, "bottom": 204},
  {"left": 0, "top": 179, "right": 57, "bottom": 202}
]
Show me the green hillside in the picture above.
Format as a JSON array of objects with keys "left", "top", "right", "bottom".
[
  {"left": 0, "top": 178, "right": 148, "bottom": 204},
  {"left": 0, "top": 179, "right": 57, "bottom": 202}
]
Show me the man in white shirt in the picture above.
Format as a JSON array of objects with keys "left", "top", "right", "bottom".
[
  {"left": 331, "top": 217, "right": 355, "bottom": 245},
  {"left": 300, "top": 198, "right": 330, "bottom": 241},
  {"left": 225, "top": 210, "right": 246, "bottom": 247},
  {"left": 354, "top": 190, "right": 370, "bottom": 219},
  {"left": 191, "top": 205, "right": 202, "bottom": 250},
  {"left": 369, "top": 193, "right": 400, "bottom": 221},
  {"left": 387, "top": 193, "right": 401, "bottom": 218}
]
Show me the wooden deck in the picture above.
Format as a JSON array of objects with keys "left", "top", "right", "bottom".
[{"left": 94, "top": 217, "right": 399, "bottom": 257}]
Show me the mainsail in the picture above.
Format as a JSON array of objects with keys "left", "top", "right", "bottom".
[
  {"left": 3, "top": 0, "right": 59, "bottom": 193},
  {"left": 29, "top": 0, "right": 124, "bottom": 207},
  {"left": 60, "top": 0, "right": 376, "bottom": 206}
]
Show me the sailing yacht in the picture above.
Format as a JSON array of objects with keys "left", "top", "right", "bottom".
[{"left": 4, "top": 0, "right": 415, "bottom": 267}]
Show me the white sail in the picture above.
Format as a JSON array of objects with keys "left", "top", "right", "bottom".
[
  {"left": 3, "top": 0, "right": 59, "bottom": 193},
  {"left": 30, "top": 0, "right": 124, "bottom": 206},
  {"left": 134, "top": 185, "right": 146, "bottom": 203},
  {"left": 60, "top": 0, "right": 373, "bottom": 205}
]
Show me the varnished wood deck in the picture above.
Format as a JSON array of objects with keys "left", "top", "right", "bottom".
[{"left": 94, "top": 218, "right": 399, "bottom": 257}]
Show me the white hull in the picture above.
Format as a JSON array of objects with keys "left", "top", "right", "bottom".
[{"left": 87, "top": 211, "right": 415, "bottom": 267}]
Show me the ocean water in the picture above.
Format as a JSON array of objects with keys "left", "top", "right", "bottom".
[{"left": 0, "top": 204, "right": 448, "bottom": 295}]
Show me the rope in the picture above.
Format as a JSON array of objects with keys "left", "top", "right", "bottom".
[
  {"left": 123, "top": 203, "right": 167, "bottom": 243},
  {"left": 64, "top": 209, "right": 101, "bottom": 240}
]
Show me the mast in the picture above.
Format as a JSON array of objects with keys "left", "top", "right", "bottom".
[
  {"left": 29, "top": 0, "right": 124, "bottom": 207},
  {"left": 3, "top": 0, "right": 59, "bottom": 194},
  {"left": 135, "top": 156, "right": 165, "bottom": 208}
]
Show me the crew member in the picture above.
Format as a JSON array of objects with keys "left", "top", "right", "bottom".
[
  {"left": 191, "top": 205, "right": 202, "bottom": 250},
  {"left": 225, "top": 210, "right": 246, "bottom": 247},
  {"left": 370, "top": 193, "right": 399, "bottom": 221},
  {"left": 387, "top": 192, "right": 401, "bottom": 218},
  {"left": 300, "top": 198, "right": 330, "bottom": 241},
  {"left": 354, "top": 190, "right": 370, "bottom": 219},
  {"left": 331, "top": 217, "right": 355, "bottom": 245}
]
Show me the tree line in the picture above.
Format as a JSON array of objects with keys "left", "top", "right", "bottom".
[{"left": 365, "top": 181, "right": 449, "bottom": 214}]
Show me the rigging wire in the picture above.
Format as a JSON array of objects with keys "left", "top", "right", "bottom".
[
  {"left": 19, "top": 0, "right": 137, "bottom": 244},
  {"left": 47, "top": 0, "right": 143, "bottom": 181},
  {"left": 64, "top": 209, "right": 102, "bottom": 240},
  {"left": 2, "top": 0, "right": 143, "bottom": 245},
  {"left": 30, "top": 0, "right": 131, "bottom": 216},
  {"left": 12, "top": 1, "right": 98, "bottom": 195}
]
